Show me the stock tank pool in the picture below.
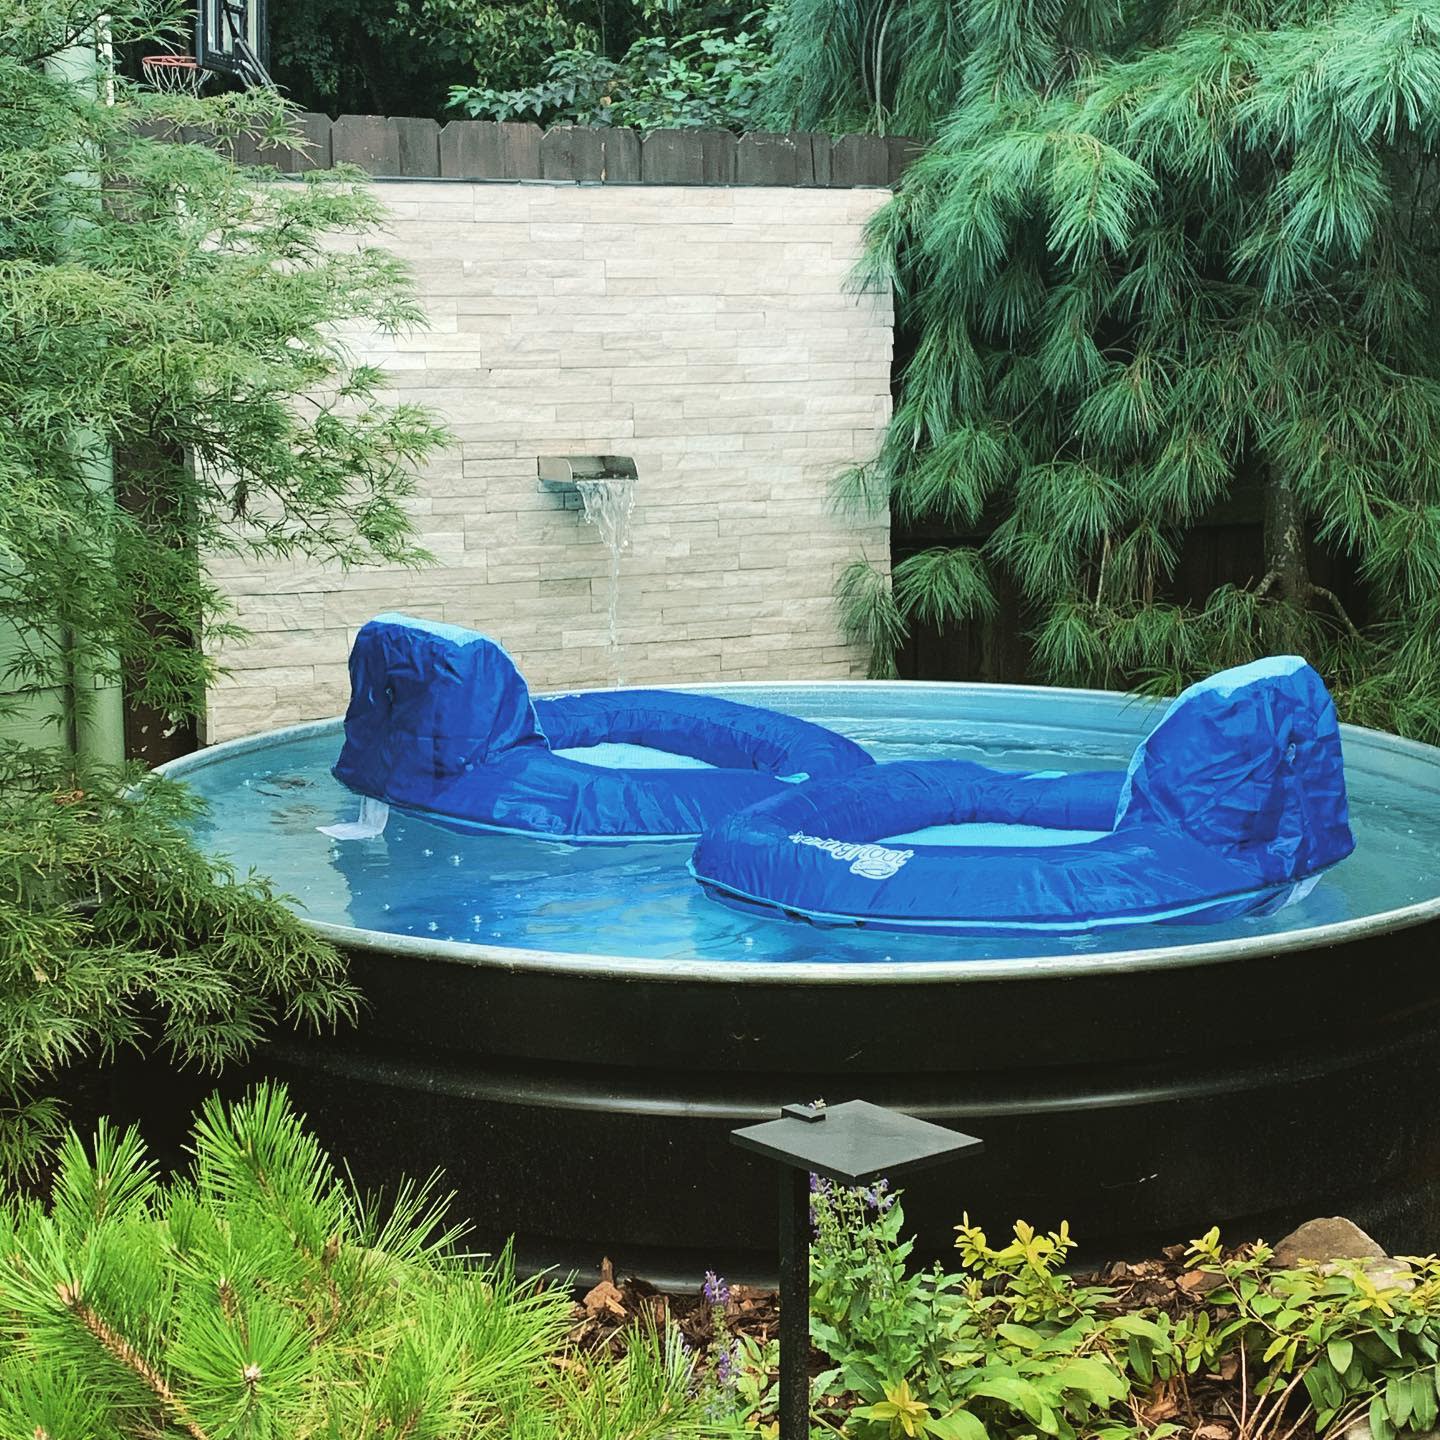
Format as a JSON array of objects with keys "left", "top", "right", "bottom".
[{"left": 164, "top": 681, "right": 1440, "bottom": 1279}]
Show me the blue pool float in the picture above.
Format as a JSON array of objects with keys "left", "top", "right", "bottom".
[
  {"left": 332, "top": 614, "right": 873, "bottom": 841},
  {"left": 690, "top": 657, "right": 1356, "bottom": 933}
]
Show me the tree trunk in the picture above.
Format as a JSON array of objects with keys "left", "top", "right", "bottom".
[
  {"left": 1262, "top": 472, "right": 1309, "bottom": 602},
  {"left": 1258, "top": 472, "right": 1360, "bottom": 644},
  {"left": 114, "top": 437, "right": 201, "bottom": 766}
]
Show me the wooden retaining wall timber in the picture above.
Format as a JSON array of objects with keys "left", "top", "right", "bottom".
[{"left": 217, "top": 113, "right": 921, "bottom": 187}]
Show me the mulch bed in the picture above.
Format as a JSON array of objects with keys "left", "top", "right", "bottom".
[
  {"left": 569, "top": 1257, "right": 780, "bottom": 1356},
  {"left": 566, "top": 1245, "right": 1278, "bottom": 1440},
  {"left": 1083, "top": 1248, "right": 1248, "bottom": 1439}
]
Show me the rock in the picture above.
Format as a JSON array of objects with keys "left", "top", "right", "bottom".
[
  {"left": 1341, "top": 1419, "right": 1440, "bottom": 1440},
  {"left": 1177, "top": 1267, "right": 1225, "bottom": 1296},
  {"left": 1364, "top": 1259, "right": 1417, "bottom": 1292},
  {"left": 1270, "top": 1217, "right": 1414, "bottom": 1291},
  {"left": 1271, "top": 1217, "right": 1388, "bottom": 1267}
]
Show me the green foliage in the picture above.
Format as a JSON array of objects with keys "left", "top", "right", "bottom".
[
  {"left": 271, "top": 0, "right": 600, "bottom": 117},
  {"left": 728, "top": 1331, "right": 780, "bottom": 1432},
  {"left": 0, "top": 1082, "right": 723, "bottom": 1437},
  {"left": 0, "top": 749, "right": 360, "bottom": 1177},
  {"left": 761, "top": 0, "right": 978, "bottom": 135},
  {"left": 837, "top": 558, "right": 905, "bottom": 678},
  {"left": 1183, "top": 1227, "right": 1440, "bottom": 1440},
  {"left": 785, "top": 0, "right": 1440, "bottom": 738},
  {"left": 3, "top": 10, "right": 447, "bottom": 728},
  {"left": 449, "top": 21, "right": 774, "bottom": 130},
  {"left": 271, "top": 0, "right": 754, "bottom": 120},
  {"left": 1, "top": 3, "right": 449, "bottom": 1163},
  {"left": 791, "top": 1188, "right": 1440, "bottom": 1440},
  {"left": 891, "top": 549, "right": 996, "bottom": 631},
  {"left": 805, "top": 1181, "right": 1177, "bottom": 1440}
]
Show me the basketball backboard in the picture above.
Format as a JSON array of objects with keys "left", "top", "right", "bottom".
[{"left": 195, "top": 0, "right": 272, "bottom": 88}]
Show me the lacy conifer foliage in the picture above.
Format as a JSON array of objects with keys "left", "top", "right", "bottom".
[
  {"left": 0, "top": 751, "right": 359, "bottom": 1177},
  {"left": 0, "top": 1084, "right": 714, "bottom": 1439},
  {"left": 1, "top": 2, "right": 448, "bottom": 728},
  {"left": 0, "top": 2, "right": 449, "bottom": 1167},
  {"left": 808, "top": 1, "right": 1440, "bottom": 737}
]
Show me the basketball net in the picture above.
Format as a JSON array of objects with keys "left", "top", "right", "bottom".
[{"left": 141, "top": 53, "right": 211, "bottom": 96}]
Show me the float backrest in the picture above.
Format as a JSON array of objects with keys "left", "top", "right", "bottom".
[
  {"left": 334, "top": 614, "right": 545, "bottom": 806},
  {"left": 1115, "top": 656, "right": 1354, "bottom": 883}
]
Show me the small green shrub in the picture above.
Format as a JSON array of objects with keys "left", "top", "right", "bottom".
[
  {"left": 1184, "top": 1227, "right": 1440, "bottom": 1440},
  {"left": 806, "top": 1180, "right": 1175, "bottom": 1440},
  {"left": 0, "top": 751, "right": 360, "bottom": 1177},
  {"left": 0, "top": 1082, "right": 722, "bottom": 1439}
]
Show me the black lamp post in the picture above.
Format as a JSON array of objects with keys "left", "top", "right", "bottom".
[{"left": 731, "top": 1100, "right": 984, "bottom": 1440}]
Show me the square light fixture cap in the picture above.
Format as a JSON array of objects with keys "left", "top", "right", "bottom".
[{"left": 731, "top": 1099, "right": 984, "bottom": 1187}]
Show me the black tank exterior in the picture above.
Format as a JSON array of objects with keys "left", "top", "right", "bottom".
[{"left": 246, "top": 910, "right": 1440, "bottom": 1284}]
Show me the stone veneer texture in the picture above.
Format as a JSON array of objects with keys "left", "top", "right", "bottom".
[{"left": 204, "top": 180, "right": 893, "bottom": 741}]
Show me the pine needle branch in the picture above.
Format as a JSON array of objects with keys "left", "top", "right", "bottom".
[
  {"left": 56, "top": 1281, "right": 212, "bottom": 1440},
  {"left": 1309, "top": 584, "right": 1362, "bottom": 639}
]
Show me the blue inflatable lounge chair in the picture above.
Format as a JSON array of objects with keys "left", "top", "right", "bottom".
[
  {"left": 690, "top": 657, "right": 1356, "bottom": 934},
  {"left": 332, "top": 614, "right": 873, "bottom": 841}
]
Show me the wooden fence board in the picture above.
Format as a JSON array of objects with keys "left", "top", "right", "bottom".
[
  {"left": 497, "top": 122, "right": 543, "bottom": 178},
  {"left": 540, "top": 126, "right": 606, "bottom": 180},
  {"left": 886, "top": 135, "right": 925, "bottom": 185},
  {"left": 394, "top": 117, "right": 440, "bottom": 176},
  {"left": 799, "top": 133, "right": 832, "bottom": 186},
  {"left": 603, "top": 128, "right": 641, "bottom": 181},
  {"left": 331, "top": 114, "right": 401, "bottom": 175},
  {"left": 698, "top": 129, "right": 739, "bottom": 183},
  {"left": 737, "top": 132, "right": 807, "bottom": 185},
  {"left": 279, "top": 112, "right": 334, "bottom": 173},
  {"left": 830, "top": 133, "right": 890, "bottom": 185},
  {"left": 641, "top": 130, "right": 705, "bottom": 183},
  {"left": 439, "top": 120, "right": 504, "bottom": 178}
]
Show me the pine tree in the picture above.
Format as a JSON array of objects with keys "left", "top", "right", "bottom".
[
  {"left": 764, "top": 0, "right": 975, "bottom": 137},
  {"left": 778, "top": 0, "right": 1440, "bottom": 738},
  {"left": 0, "top": 1083, "right": 716, "bottom": 1438},
  {"left": 0, "top": 2, "right": 448, "bottom": 1167}
]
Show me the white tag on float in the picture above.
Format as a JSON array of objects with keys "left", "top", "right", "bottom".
[
  {"left": 789, "top": 831, "right": 913, "bottom": 880},
  {"left": 319, "top": 796, "right": 390, "bottom": 840}
]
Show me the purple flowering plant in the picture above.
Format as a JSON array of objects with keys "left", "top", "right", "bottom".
[
  {"left": 808, "top": 1175, "right": 916, "bottom": 1344},
  {"left": 697, "top": 1267, "right": 744, "bottom": 1421},
  {"left": 702, "top": 1269, "right": 730, "bottom": 1309}
]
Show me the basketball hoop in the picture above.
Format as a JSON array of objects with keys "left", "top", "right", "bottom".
[
  {"left": 198, "top": 0, "right": 275, "bottom": 91},
  {"left": 141, "top": 54, "right": 211, "bottom": 95}
]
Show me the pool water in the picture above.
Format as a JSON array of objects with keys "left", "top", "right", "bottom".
[{"left": 173, "top": 683, "right": 1440, "bottom": 965}]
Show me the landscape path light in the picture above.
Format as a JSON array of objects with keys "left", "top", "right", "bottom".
[{"left": 731, "top": 1099, "right": 985, "bottom": 1440}]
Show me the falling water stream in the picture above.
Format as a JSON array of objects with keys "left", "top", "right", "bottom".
[{"left": 577, "top": 475, "right": 635, "bottom": 682}]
